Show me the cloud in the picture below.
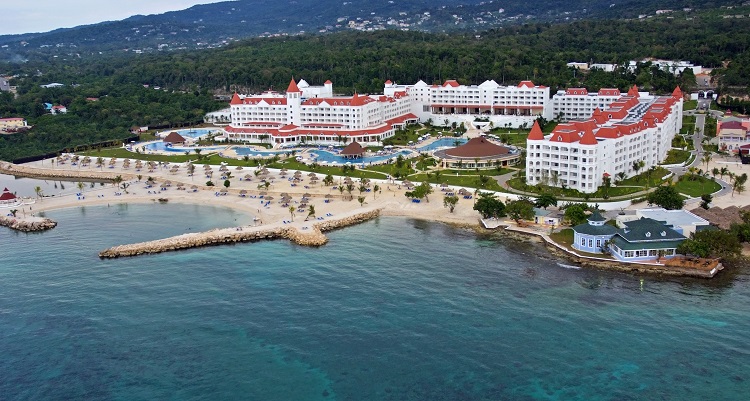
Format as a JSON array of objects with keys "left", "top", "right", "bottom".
[{"left": 1, "top": 1, "right": 230, "bottom": 35}]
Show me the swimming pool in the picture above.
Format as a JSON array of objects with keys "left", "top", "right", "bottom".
[
  {"left": 310, "top": 149, "right": 413, "bottom": 165},
  {"left": 142, "top": 142, "right": 226, "bottom": 153},
  {"left": 233, "top": 147, "right": 288, "bottom": 157},
  {"left": 156, "top": 128, "right": 219, "bottom": 139},
  {"left": 417, "top": 138, "right": 467, "bottom": 151}
]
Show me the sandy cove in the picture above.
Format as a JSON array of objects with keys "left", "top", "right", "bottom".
[{"left": 0, "top": 158, "right": 490, "bottom": 254}]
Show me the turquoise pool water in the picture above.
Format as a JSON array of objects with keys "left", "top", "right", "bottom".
[
  {"left": 310, "top": 149, "right": 413, "bottom": 164},
  {"left": 417, "top": 137, "right": 467, "bottom": 151}
]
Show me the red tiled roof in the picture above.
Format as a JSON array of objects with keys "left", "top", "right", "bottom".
[
  {"left": 598, "top": 88, "right": 620, "bottom": 96},
  {"left": 579, "top": 129, "right": 598, "bottom": 145},
  {"left": 565, "top": 88, "right": 588, "bottom": 95},
  {"left": 517, "top": 81, "right": 535, "bottom": 88},
  {"left": 384, "top": 80, "right": 393, "bottom": 85},
  {"left": 230, "top": 93, "right": 242, "bottom": 105},
  {"left": 286, "top": 78, "right": 301, "bottom": 93},
  {"left": 0, "top": 188, "right": 16, "bottom": 201},
  {"left": 672, "top": 86, "right": 683, "bottom": 99},
  {"left": 443, "top": 80, "right": 460, "bottom": 88},
  {"left": 444, "top": 137, "right": 511, "bottom": 158},
  {"left": 324, "top": 80, "right": 332, "bottom": 85},
  {"left": 528, "top": 121, "right": 545, "bottom": 140}
]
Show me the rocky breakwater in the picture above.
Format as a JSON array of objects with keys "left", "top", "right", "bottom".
[
  {"left": 0, "top": 216, "right": 57, "bottom": 232},
  {"left": 0, "top": 161, "right": 124, "bottom": 182},
  {"left": 98, "top": 209, "right": 382, "bottom": 258}
]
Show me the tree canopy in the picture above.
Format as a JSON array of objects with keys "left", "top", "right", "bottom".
[{"left": 646, "top": 186, "right": 685, "bottom": 210}]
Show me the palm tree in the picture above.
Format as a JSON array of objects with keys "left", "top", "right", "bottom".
[
  {"left": 702, "top": 153, "right": 712, "bottom": 171},
  {"left": 373, "top": 184, "right": 380, "bottom": 199},
  {"left": 720, "top": 167, "right": 729, "bottom": 180},
  {"left": 307, "top": 205, "right": 316, "bottom": 220},
  {"left": 357, "top": 196, "right": 366, "bottom": 206},
  {"left": 96, "top": 157, "right": 104, "bottom": 170},
  {"left": 113, "top": 175, "right": 123, "bottom": 188},
  {"left": 288, "top": 206, "right": 296, "bottom": 222},
  {"left": 345, "top": 183, "right": 354, "bottom": 200},
  {"left": 34, "top": 186, "right": 43, "bottom": 201},
  {"left": 77, "top": 181, "right": 85, "bottom": 193}
]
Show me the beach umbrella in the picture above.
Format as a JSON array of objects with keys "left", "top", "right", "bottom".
[
  {"left": 190, "top": 185, "right": 198, "bottom": 192},
  {"left": 307, "top": 172, "right": 316, "bottom": 177},
  {"left": 244, "top": 174, "right": 253, "bottom": 180},
  {"left": 280, "top": 192, "right": 289, "bottom": 197},
  {"left": 303, "top": 193, "right": 311, "bottom": 198},
  {"left": 220, "top": 188, "right": 228, "bottom": 193},
  {"left": 259, "top": 191, "right": 267, "bottom": 196},
  {"left": 279, "top": 171, "right": 287, "bottom": 176},
  {"left": 325, "top": 194, "right": 333, "bottom": 199},
  {"left": 219, "top": 166, "right": 228, "bottom": 172},
  {"left": 235, "top": 166, "right": 243, "bottom": 171},
  {"left": 441, "top": 183, "right": 449, "bottom": 188},
  {"left": 164, "top": 180, "right": 172, "bottom": 186},
  {"left": 264, "top": 196, "right": 274, "bottom": 201}
]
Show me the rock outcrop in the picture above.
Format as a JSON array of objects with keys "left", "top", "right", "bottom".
[{"left": 0, "top": 216, "right": 57, "bottom": 232}]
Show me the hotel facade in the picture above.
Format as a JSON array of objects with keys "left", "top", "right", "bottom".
[{"left": 526, "top": 86, "right": 684, "bottom": 193}]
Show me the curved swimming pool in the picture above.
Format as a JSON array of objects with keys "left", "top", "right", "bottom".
[{"left": 310, "top": 149, "right": 413, "bottom": 165}]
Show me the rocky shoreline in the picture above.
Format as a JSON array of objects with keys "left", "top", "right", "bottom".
[
  {"left": 98, "top": 209, "right": 381, "bottom": 258},
  {"left": 0, "top": 216, "right": 57, "bottom": 232}
]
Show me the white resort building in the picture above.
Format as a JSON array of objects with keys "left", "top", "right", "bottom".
[
  {"left": 525, "top": 86, "right": 684, "bottom": 193},
  {"left": 224, "top": 78, "right": 418, "bottom": 146},
  {"left": 550, "top": 88, "right": 623, "bottom": 121}
]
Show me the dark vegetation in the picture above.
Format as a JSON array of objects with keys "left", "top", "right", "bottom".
[{"left": 1, "top": 5, "right": 749, "bottom": 161}]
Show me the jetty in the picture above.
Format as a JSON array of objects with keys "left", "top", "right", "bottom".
[
  {"left": 0, "top": 215, "right": 57, "bottom": 232},
  {"left": 99, "top": 209, "right": 381, "bottom": 258}
]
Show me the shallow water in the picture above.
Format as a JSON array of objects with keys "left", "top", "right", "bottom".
[{"left": 1, "top": 205, "right": 749, "bottom": 400}]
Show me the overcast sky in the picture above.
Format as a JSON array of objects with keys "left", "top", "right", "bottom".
[{"left": 2, "top": 1, "right": 230, "bottom": 35}]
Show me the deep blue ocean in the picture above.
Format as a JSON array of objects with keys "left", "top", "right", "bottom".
[{"left": 1, "top": 202, "right": 750, "bottom": 401}]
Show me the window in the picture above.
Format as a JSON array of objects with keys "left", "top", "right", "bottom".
[
  {"left": 636, "top": 250, "right": 648, "bottom": 257},
  {"left": 580, "top": 237, "right": 586, "bottom": 246},
  {"left": 625, "top": 251, "right": 634, "bottom": 258},
  {"left": 588, "top": 239, "right": 593, "bottom": 248},
  {"left": 596, "top": 239, "right": 601, "bottom": 248}
]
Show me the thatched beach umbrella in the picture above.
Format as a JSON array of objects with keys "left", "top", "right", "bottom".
[
  {"left": 264, "top": 196, "right": 274, "bottom": 201},
  {"left": 259, "top": 191, "right": 267, "bottom": 196},
  {"left": 303, "top": 193, "right": 311, "bottom": 199},
  {"left": 235, "top": 166, "right": 243, "bottom": 171},
  {"left": 243, "top": 174, "right": 253, "bottom": 180},
  {"left": 190, "top": 185, "right": 198, "bottom": 192},
  {"left": 239, "top": 189, "right": 247, "bottom": 196},
  {"left": 279, "top": 171, "right": 287, "bottom": 177},
  {"left": 441, "top": 183, "right": 449, "bottom": 188},
  {"left": 164, "top": 180, "right": 172, "bottom": 186}
]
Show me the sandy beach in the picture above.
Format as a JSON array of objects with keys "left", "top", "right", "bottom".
[{"left": 1, "top": 157, "right": 491, "bottom": 234}]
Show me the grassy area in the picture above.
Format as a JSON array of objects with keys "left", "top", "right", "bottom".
[
  {"left": 684, "top": 100, "right": 698, "bottom": 110},
  {"left": 674, "top": 176, "right": 722, "bottom": 197},
  {"left": 549, "top": 228, "right": 574, "bottom": 247},
  {"left": 410, "top": 173, "right": 504, "bottom": 191},
  {"left": 703, "top": 144, "right": 719, "bottom": 153},
  {"left": 660, "top": 149, "right": 691, "bottom": 165}
]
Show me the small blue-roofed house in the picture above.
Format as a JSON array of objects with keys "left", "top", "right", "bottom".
[
  {"left": 572, "top": 210, "right": 618, "bottom": 253},
  {"left": 608, "top": 217, "right": 686, "bottom": 262}
]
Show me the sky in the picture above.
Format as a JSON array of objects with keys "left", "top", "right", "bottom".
[{"left": 1, "top": 1, "right": 230, "bottom": 36}]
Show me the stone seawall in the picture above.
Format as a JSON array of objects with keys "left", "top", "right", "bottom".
[
  {"left": 0, "top": 161, "right": 123, "bottom": 182},
  {"left": 98, "top": 209, "right": 382, "bottom": 258},
  {"left": 0, "top": 216, "right": 57, "bottom": 232}
]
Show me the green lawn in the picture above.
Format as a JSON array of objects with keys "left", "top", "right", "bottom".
[
  {"left": 674, "top": 177, "right": 722, "bottom": 197},
  {"left": 684, "top": 100, "right": 698, "bottom": 110},
  {"left": 660, "top": 149, "right": 691, "bottom": 165},
  {"left": 410, "top": 173, "right": 503, "bottom": 191},
  {"left": 550, "top": 228, "right": 574, "bottom": 247}
]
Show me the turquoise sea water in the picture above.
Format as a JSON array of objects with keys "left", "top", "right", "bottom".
[{"left": 2, "top": 203, "right": 750, "bottom": 400}]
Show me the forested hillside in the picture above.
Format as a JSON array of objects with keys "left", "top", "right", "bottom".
[{"left": 1, "top": 6, "right": 748, "bottom": 161}]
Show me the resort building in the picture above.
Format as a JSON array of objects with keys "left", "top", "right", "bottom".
[
  {"left": 616, "top": 208, "right": 710, "bottom": 237},
  {"left": 224, "top": 78, "right": 418, "bottom": 146},
  {"left": 432, "top": 137, "right": 521, "bottom": 169},
  {"left": 572, "top": 210, "right": 619, "bottom": 254},
  {"left": 608, "top": 218, "right": 686, "bottom": 262},
  {"left": 50, "top": 105, "right": 67, "bottom": 114},
  {"left": 525, "top": 86, "right": 684, "bottom": 193},
  {"left": 383, "top": 79, "right": 552, "bottom": 127},
  {"left": 717, "top": 111, "right": 750, "bottom": 154},
  {"left": 573, "top": 211, "right": 687, "bottom": 262},
  {"left": 0, "top": 117, "right": 28, "bottom": 132},
  {"left": 550, "top": 88, "right": 624, "bottom": 121}
]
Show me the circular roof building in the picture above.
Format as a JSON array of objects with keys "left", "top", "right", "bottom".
[{"left": 433, "top": 137, "right": 520, "bottom": 169}]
